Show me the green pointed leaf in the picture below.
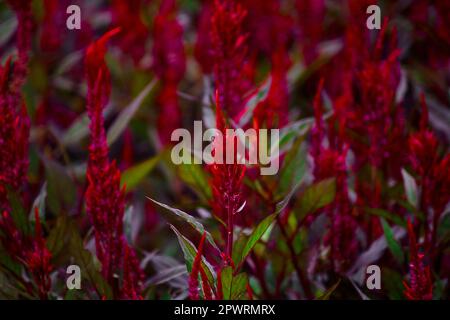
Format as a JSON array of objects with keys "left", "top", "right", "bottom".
[
  {"left": 238, "top": 77, "right": 271, "bottom": 127},
  {"left": 169, "top": 225, "right": 216, "bottom": 286},
  {"left": 61, "top": 113, "right": 90, "bottom": 146},
  {"left": 317, "top": 279, "right": 341, "bottom": 300},
  {"left": 0, "top": 18, "right": 17, "bottom": 47},
  {"left": 364, "top": 207, "right": 406, "bottom": 227},
  {"left": 107, "top": 79, "right": 156, "bottom": 145},
  {"left": 46, "top": 216, "right": 71, "bottom": 259},
  {"left": 68, "top": 226, "right": 112, "bottom": 299},
  {"left": 236, "top": 213, "right": 277, "bottom": 268},
  {"left": 296, "top": 178, "right": 336, "bottom": 218},
  {"left": 121, "top": 154, "right": 161, "bottom": 191},
  {"left": 401, "top": 168, "right": 419, "bottom": 209},
  {"left": 29, "top": 182, "right": 47, "bottom": 223},
  {"left": 6, "top": 188, "right": 30, "bottom": 235},
  {"left": 220, "top": 267, "right": 248, "bottom": 300},
  {"left": 45, "top": 160, "right": 76, "bottom": 215},
  {"left": 278, "top": 136, "right": 307, "bottom": 197},
  {"left": 149, "top": 197, "right": 219, "bottom": 252},
  {"left": 380, "top": 218, "right": 404, "bottom": 265},
  {"left": 232, "top": 234, "right": 248, "bottom": 269},
  {"left": 220, "top": 266, "right": 233, "bottom": 300},
  {"left": 230, "top": 272, "right": 248, "bottom": 300},
  {"left": 176, "top": 161, "right": 212, "bottom": 201}
]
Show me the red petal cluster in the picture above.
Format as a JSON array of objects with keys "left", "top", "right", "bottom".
[
  {"left": 112, "top": 0, "right": 150, "bottom": 65},
  {"left": 296, "top": 0, "right": 325, "bottom": 64},
  {"left": 152, "top": 0, "right": 186, "bottom": 145},
  {"left": 188, "top": 232, "right": 206, "bottom": 300},
  {"left": 85, "top": 29, "right": 143, "bottom": 299},
  {"left": 408, "top": 96, "right": 450, "bottom": 259},
  {"left": 209, "top": 94, "right": 246, "bottom": 262},
  {"left": 1, "top": 0, "right": 32, "bottom": 215},
  {"left": 404, "top": 220, "right": 433, "bottom": 300},
  {"left": 210, "top": 0, "right": 250, "bottom": 120},
  {"left": 0, "top": 209, "right": 53, "bottom": 299},
  {"left": 311, "top": 80, "right": 358, "bottom": 273}
]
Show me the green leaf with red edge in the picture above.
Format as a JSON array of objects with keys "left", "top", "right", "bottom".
[
  {"left": 277, "top": 136, "right": 307, "bottom": 197},
  {"left": 107, "top": 79, "right": 157, "bottom": 145},
  {"left": 401, "top": 168, "right": 419, "bottom": 209},
  {"left": 238, "top": 77, "right": 271, "bottom": 127},
  {"left": 149, "top": 197, "right": 219, "bottom": 252},
  {"left": 169, "top": 224, "right": 216, "bottom": 286},
  {"left": 235, "top": 213, "right": 277, "bottom": 269},
  {"left": 295, "top": 178, "right": 336, "bottom": 219}
]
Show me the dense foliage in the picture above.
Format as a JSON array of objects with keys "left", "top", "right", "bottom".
[{"left": 0, "top": 0, "right": 449, "bottom": 300}]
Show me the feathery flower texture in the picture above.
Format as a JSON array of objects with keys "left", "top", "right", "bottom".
[
  {"left": 0, "top": 2, "right": 53, "bottom": 300},
  {"left": 85, "top": 29, "right": 143, "bottom": 299},
  {"left": 0, "top": 0, "right": 449, "bottom": 302}
]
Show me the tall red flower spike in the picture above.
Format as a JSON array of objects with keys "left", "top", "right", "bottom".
[
  {"left": 253, "top": 50, "right": 290, "bottom": 129},
  {"left": 40, "top": 0, "right": 62, "bottom": 52},
  {"left": 25, "top": 208, "right": 53, "bottom": 300},
  {"left": 122, "top": 245, "right": 145, "bottom": 300},
  {"left": 211, "top": 0, "right": 250, "bottom": 120},
  {"left": 209, "top": 92, "right": 246, "bottom": 263},
  {"left": 296, "top": 0, "right": 325, "bottom": 64},
  {"left": 112, "top": 0, "right": 149, "bottom": 65},
  {"left": 311, "top": 80, "right": 358, "bottom": 273},
  {"left": 408, "top": 94, "right": 450, "bottom": 260},
  {"left": 0, "top": 1, "right": 33, "bottom": 211},
  {"left": 404, "top": 219, "right": 433, "bottom": 300},
  {"left": 194, "top": 0, "right": 215, "bottom": 74},
  {"left": 152, "top": 0, "right": 186, "bottom": 145},
  {"left": 85, "top": 28, "right": 143, "bottom": 299},
  {"left": 0, "top": 208, "right": 53, "bottom": 299}
]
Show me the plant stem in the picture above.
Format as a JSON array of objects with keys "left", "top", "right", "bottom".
[
  {"left": 226, "top": 202, "right": 233, "bottom": 263},
  {"left": 277, "top": 215, "right": 313, "bottom": 299}
]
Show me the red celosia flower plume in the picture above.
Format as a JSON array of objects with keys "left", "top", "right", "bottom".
[
  {"left": 25, "top": 208, "right": 53, "bottom": 300},
  {"left": 311, "top": 80, "right": 358, "bottom": 273},
  {"left": 408, "top": 95, "right": 450, "bottom": 260},
  {"left": 330, "top": 21, "right": 406, "bottom": 241},
  {"left": 0, "top": 209, "right": 53, "bottom": 300},
  {"left": 296, "top": 0, "right": 325, "bottom": 64},
  {"left": 243, "top": 0, "right": 292, "bottom": 129},
  {"left": 122, "top": 245, "right": 145, "bottom": 300},
  {"left": 152, "top": 0, "right": 186, "bottom": 145},
  {"left": 209, "top": 92, "right": 246, "bottom": 263},
  {"left": 211, "top": 0, "right": 250, "bottom": 120},
  {"left": 194, "top": 0, "right": 215, "bottom": 74},
  {"left": 0, "top": 59, "right": 30, "bottom": 212},
  {"left": 85, "top": 29, "right": 143, "bottom": 299},
  {"left": 40, "top": 0, "right": 62, "bottom": 52},
  {"left": 404, "top": 219, "right": 433, "bottom": 300},
  {"left": 243, "top": 0, "right": 293, "bottom": 59},
  {"left": 112, "top": 0, "right": 149, "bottom": 65},
  {"left": 253, "top": 50, "right": 290, "bottom": 129},
  {"left": 1, "top": 1, "right": 32, "bottom": 212}
]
